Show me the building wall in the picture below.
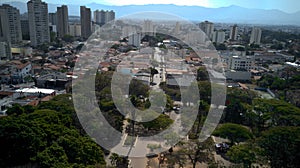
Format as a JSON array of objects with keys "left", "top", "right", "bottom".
[
  {"left": 0, "top": 41, "right": 11, "bottom": 60},
  {"left": 250, "top": 27, "right": 262, "bottom": 44},
  {"left": 225, "top": 71, "right": 251, "bottom": 81},
  {"left": 128, "top": 32, "right": 141, "bottom": 47},
  {"left": 57, "top": 5, "right": 69, "bottom": 37},
  {"left": 80, "top": 6, "right": 91, "bottom": 39},
  {"left": 143, "top": 20, "right": 156, "bottom": 36},
  {"left": 199, "top": 21, "right": 214, "bottom": 39},
  {"left": 212, "top": 30, "right": 225, "bottom": 43},
  {"left": 230, "top": 24, "right": 238, "bottom": 41},
  {"left": 48, "top": 12, "right": 57, "bottom": 25},
  {"left": 69, "top": 24, "right": 81, "bottom": 37},
  {"left": 27, "top": 0, "right": 50, "bottom": 47},
  {"left": 0, "top": 4, "right": 22, "bottom": 45}
]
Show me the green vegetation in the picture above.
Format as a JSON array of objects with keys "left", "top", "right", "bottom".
[
  {"left": 0, "top": 94, "right": 106, "bottom": 168},
  {"left": 213, "top": 123, "right": 253, "bottom": 145}
]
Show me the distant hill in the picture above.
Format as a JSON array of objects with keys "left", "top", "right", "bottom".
[{"left": 2, "top": 1, "right": 300, "bottom": 25}]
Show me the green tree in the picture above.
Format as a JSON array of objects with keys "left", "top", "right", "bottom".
[
  {"left": 197, "top": 67, "right": 209, "bottom": 81},
  {"left": 150, "top": 67, "right": 159, "bottom": 84},
  {"left": 213, "top": 123, "right": 253, "bottom": 145},
  {"left": 258, "top": 126, "right": 300, "bottom": 168},
  {"left": 6, "top": 103, "right": 25, "bottom": 116},
  {"left": 142, "top": 114, "right": 173, "bottom": 131},
  {"left": 227, "top": 142, "right": 263, "bottom": 168},
  {"left": 35, "top": 142, "right": 69, "bottom": 168}
]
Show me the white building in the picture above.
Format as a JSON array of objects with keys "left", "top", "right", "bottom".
[
  {"left": 69, "top": 24, "right": 81, "bottom": 37},
  {"left": 9, "top": 60, "right": 32, "bottom": 81},
  {"left": 0, "top": 4, "right": 22, "bottom": 45},
  {"left": 122, "top": 26, "right": 137, "bottom": 38},
  {"left": 143, "top": 20, "right": 156, "bottom": 36},
  {"left": 128, "top": 32, "right": 142, "bottom": 47},
  {"left": 212, "top": 30, "right": 225, "bottom": 44},
  {"left": 174, "top": 22, "right": 181, "bottom": 35},
  {"left": 250, "top": 27, "right": 262, "bottom": 45},
  {"left": 27, "top": 0, "right": 50, "bottom": 47},
  {"left": 223, "top": 55, "right": 255, "bottom": 70},
  {"left": 199, "top": 20, "right": 214, "bottom": 39},
  {"left": 93, "top": 10, "right": 115, "bottom": 26}
]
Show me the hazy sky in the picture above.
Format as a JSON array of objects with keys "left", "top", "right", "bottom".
[{"left": 2, "top": 0, "right": 300, "bottom": 13}]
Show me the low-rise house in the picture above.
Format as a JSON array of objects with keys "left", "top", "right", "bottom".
[{"left": 36, "top": 72, "right": 70, "bottom": 90}]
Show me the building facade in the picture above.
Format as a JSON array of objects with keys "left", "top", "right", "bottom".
[
  {"left": 230, "top": 24, "right": 238, "bottom": 41},
  {"left": 250, "top": 27, "right": 262, "bottom": 45},
  {"left": 0, "top": 42, "right": 11, "bottom": 60},
  {"left": 27, "top": 0, "right": 50, "bottom": 47},
  {"left": 94, "top": 10, "right": 115, "bottom": 26},
  {"left": 143, "top": 20, "right": 156, "bottom": 36},
  {"left": 223, "top": 55, "right": 255, "bottom": 70},
  {"left": 80, "top": 6, "right": 91, "bottom": 39},
  {"left": 128, "top": 32, "right": 142, "bottom": 47},
  {"left": 57, "top": 5, "right": 69, "bottom": 37},
  {"left": 69, "top": 23, "right": 81, "bottom": 37},
  {"left": 199, "top": 20, "right": 214, "bottom": 40},
  {"left": 0, "top": 4, "right": 22, "bottom": 45},
  {"left": 212, "top": 30, "right": 225, "bottom": 44}
]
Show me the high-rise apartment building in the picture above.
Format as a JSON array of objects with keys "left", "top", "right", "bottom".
[
  {"left": 80, "top": 6, "right": 91, "bottom": 39},
  {"left": 27, "top": 0, "right": 50, "bottom": 47},
  {"left": 0, "top": 4, "right": 22, "bottom": 45},
  {"left": 128, "top": 32, "right": 142, "bottom": 47},
  {"left": 94, "top": 10, "right": 115, "bottom": 26},
  {"left": 212, "top": 30, "right": 225, "bottom": 44},
  {"left": 69, "top": 23, "right": 81, "bottom": 37},
  {"left": 49, "top": 12, "right": 57, "bottom": 25},
  {"left": 0, "top": 41, "right": 11, "bottom": 60},
  {"left": 250, "top": 27, "right": 262, "bottom": 45},
  {"left": 20, "top": 13, "right": 29, "bottom": 40},
  {"left": 57, "top": 5, "right": 69, "bottom": 37},
  {"left": 143, "top": 20, "right": 155, "bottom": 36},
  {"left": 199, "top": 21, "right": 214, "bottom": 40},
  {"left": 230, "top": 24, "right": 238, "bottom": 41}
]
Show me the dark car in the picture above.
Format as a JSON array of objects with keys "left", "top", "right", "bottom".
[{"left": 146, "top": 153, "right": 158, "bottom": 158}]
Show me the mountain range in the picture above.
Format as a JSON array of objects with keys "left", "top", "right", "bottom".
[{"left": 2, "top": 1, "right": 300, "bottom": 25}]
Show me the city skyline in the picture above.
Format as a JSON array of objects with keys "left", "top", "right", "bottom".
[{"left": 1, "top": 0, "right": 300, "bottom": 13}]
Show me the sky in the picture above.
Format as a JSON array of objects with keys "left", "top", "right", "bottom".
[{"left": 1, "top": 0, "right": 300, "bottom": 13}]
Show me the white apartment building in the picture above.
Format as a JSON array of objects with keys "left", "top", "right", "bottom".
[
  {"left": 0, "top": 4, "right": 22, "bottom": 45},
  {"left": 143, "top": 20, "right": 156, "bottom": 36},
  {"left": 27, "top": 0, "right": 50, "bottom": 47},
  {"left": 128, "top": 32, "right": 142, "bottom": 47},
  {"left": 212, "top": 30, "right": 225, "bottom": 43},
  {"left": 250, "top": 27, "right": 262, "bottom": 45},
  {"left": 94, "top": 10, "right": 115, "bottom": 26}
]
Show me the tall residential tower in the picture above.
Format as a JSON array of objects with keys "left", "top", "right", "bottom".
[
  {"left": 230, "top": 24, "right": 238, "bottom": 41},
  {"left": 57, "top": 5, "right": 69, "bottom": 37},
  {"left": 199, "top": 21, "right": 214, "bottom": 40},
  {"left": 27, "top": 0, "right": 50, "bottom": 46},
  {"left": 80, "top": 6, "right": 91, "bottom": 39},
  {"left": 0, "top": 4, "right": 22, "bottom": 45},
  {"left": 250, "top": 27, "right": 262, "bottom": 45}
]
